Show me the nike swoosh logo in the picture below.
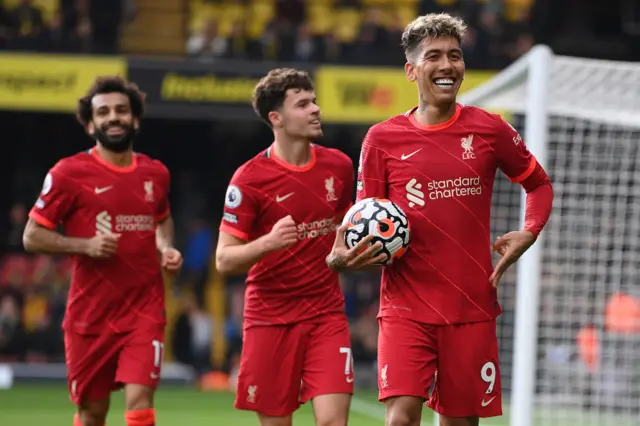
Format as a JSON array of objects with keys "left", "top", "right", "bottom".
[
  {"left": 401, "top": 149, "right": 422, "bottom": 160},
  {"left": 481, "top": 396, "right": 496, "bottom": 407},
  {"left": 150, "top": 373, "right": 160, "bottom": 380},
  {"left": 346, "top": 377, "right": 354, "bottom": 383},
  {"left": 95, "top": 186, "right": 113, "bottom": 194},
  {"left": 276, "top": 192, "right": 294, "bottom": 202}
]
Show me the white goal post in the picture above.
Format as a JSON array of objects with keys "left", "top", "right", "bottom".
[{"left": 459, "top": 46, "right": 640, "bottom": 426}]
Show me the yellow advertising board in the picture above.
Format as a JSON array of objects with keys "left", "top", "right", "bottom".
[
  {"left": 0, "top": 53, "right": 127, "bottom": 112},
  {"left": 316, "top": 66, "right": 496, "bottom": 124}
]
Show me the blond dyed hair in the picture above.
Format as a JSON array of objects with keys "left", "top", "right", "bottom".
[{"left": 401, "top": 13, "right": 468, "bottom": 61}]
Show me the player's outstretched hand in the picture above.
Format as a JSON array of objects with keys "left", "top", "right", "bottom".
[
  {"left": 489, "top": 230, "right": 536, "bottom": 287},
  {"left": 326, "top": 224, "right": 386, "bottom": 272},
  {"left": 85, "top": 232, "right": 121, "bottom": 258},
  {"left": 161, "top": 247, "right": 183, "bottom": 275},
  {"left": 264, "top": 215, "right": 298, "bottom": 252}
]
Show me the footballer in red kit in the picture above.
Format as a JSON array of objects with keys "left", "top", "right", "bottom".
[
  {"left": 326, "top": 13, "right": 554, "bottom": 426},
  {"left": 215, "top": 69, "right": 379, "bottom": 426},
  {"left": 23, "top": 77, "right": 182, "bottom": 426}
]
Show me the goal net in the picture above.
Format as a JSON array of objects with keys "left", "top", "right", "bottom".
[{"left": 460, "top": 46, "right": 640, "bottom": 426}]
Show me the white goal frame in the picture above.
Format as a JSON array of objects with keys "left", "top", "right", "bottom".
[
  {"left": 460, "top": 45, "right": 552, "bottom": 426},
  {"left": 459, "top": 45, "right": 640, "bottom": 426}
]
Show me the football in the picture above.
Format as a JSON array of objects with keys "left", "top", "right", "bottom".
[{"left": 342, "top": 198, "right": 410, "bottom": 266}]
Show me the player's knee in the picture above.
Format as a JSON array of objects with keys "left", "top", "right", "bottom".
[
  {"left": 257, "top": 414, "right": 293, "bottom": 426},
  {"left": 314, "top": 407, "right": 349, "bottom": 426},
  {"left": 124, "top": 384, "right": 154, "bottom": 411},
  {"left": 439, "top": 415, "right": 479, "bottom": 426},
  {"left": 385, "top": 396, "right": 423, "bottom": 426},
  {"left": 311, "top": 393, "right": 350, "bottom": 426},
  {"left": 386, "top": 410, "right": 421, "bottom": 426},
  {"left": 77, "top": 399, "right": 109, "bottom": 426},
  {"left": 316, "top": 417, "right": 348, "bottom": 426}
]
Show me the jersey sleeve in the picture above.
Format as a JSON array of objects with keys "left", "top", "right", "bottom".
[
  {"left": 28, "top": 165, "right": 77, "bottom": 230},
  {"left": 494, "top": 116, "right": 537, "bottom": 183},
  {"left": 219, "top": 168, "right": 260, "bottom": 241},
  {"left": 356, "top": 127, "right": 387, "bottom": 201},
  {"left": 156, "top": 163, "right": 171, "bottom": 222}
]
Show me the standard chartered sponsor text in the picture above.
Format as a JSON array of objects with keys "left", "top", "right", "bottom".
[
  {"left": 115, "top": 215, "right": 154, "bottom": 232},
  {"left": 427, "top": 176, "right": 483, "bottom": 200},
  {"left": 297, "top": 217, "right": 337, "bottom": 239}
]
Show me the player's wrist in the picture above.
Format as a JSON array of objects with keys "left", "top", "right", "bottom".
[{"left": 77, "top": 238, "right": 92, "bottom": 256}]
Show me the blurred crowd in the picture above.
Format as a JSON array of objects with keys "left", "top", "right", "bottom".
[
  {"left": 187, "top": 0, "right": 533, "bottom": 68},
  {"left": 0, "top": 0, "right": 128, "bottom": 54},
  {"left": 0, "top": 0, "right": 535, "bottom": 69}
]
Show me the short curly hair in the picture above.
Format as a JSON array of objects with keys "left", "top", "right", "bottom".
[
  {"left": 76, "top": 76, "right": 146, "bottom": 127},
  {"left": 252, "top": 68, "right": 314, "bottom": 127},
  {"left": 401, "top": 13, "right": 468, "bottom": 61}
]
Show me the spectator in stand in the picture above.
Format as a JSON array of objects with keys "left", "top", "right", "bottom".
[
  {"left": 5, "top": 0, "right": 44, "bottom": 51},
  {"left": 0, "top": 289, "right": 28, "bottom": 362}
]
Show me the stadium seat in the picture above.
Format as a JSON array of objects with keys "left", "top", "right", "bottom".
[
  {"left": 216, "top": 2, "right": 247, "bottom": 38},
  {"left": 246, "top": 0, "right": 275, "bottom": 40},
  {"left": 4, "top": 0, "right": 57, "bottom": 23},
  {"left": 307, "top": 4, "right": 334, "bottom": 36},
  {"left": 332, "top": 8, "right": 362, "bottom": 43},
  {"left": 504, "top": 0, "right": 533, "bottom": 22}
]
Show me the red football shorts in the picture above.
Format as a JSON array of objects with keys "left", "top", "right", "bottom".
[
  {"left": 64, "top": 325, "right": 165, "bottom": 404},
  {"left": 377, "top": 317, "right": 502, "bottom": 418},
  {"left": 235, "top": 319, "right": 354, "bottom": 417}
]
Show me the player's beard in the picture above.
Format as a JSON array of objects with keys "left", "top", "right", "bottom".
[{"left": 94, "top": 121, "right": 137, "bottom": 153}]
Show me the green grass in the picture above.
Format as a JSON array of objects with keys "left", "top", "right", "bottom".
[
  {"left": 2, "top": 384, "right": 634, "bottom": 426},
  {"left": 0, "top": 384, "right": 439, "bottom": 426}
]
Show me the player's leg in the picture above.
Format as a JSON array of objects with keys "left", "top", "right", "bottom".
[
  {"left": 116, "top": 325, "right": 166, "bottom": 426},
  {"left": 235, "top": 324, "right": 308, "bottom": 426},
  {"left": 378, "top": 316, "right": 438, "bottom": 426},
  {"left": 65, "top": 331, "right": 120, "bottom": 426},
  {"left": 301, "top": 319, "right": 354, "bottom": 426},
  {"left": 428, "top": 320, "right": 502, "bottom": 426}
]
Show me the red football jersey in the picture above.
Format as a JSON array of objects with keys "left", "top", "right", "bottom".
[
  {"left": 220, "top": 144, "right": 354, "bottom": 326},
  {"left": 29, "top": 148, "right": 170, "bottom": 334},
  {"left": 357, "top": 104, "right": 536, "bottom": 325}
]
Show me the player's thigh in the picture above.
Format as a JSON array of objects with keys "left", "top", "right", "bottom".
[
  {"left": 235, "top": 325, "right": 307, "bottom": 417},
  {"left": 301, "top": 319, "right": 354, "bottom": 404},
  {"left": 64, "top": 331, "right": 121, "bottom": 406},
  {"left": 430, "top": 320, "right": 502, "bottom": 418},
  {"left": 115, "top": 325, "right": 165, "bottom": 392},
  {"left": 377, "top": 316, "right": 437, "bottom": 401}
]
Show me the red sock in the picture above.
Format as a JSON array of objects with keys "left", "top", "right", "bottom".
[{"left": 125, "top": 408, "right": 155, "bottom": 426}]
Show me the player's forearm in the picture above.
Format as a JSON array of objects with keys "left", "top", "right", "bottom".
[
  {"left": 22, "top": 220, "right": 89, "bottom": 255},
  {"left": 215, "top": 236, "right": 272, "bottom": 276},
  {"left": 520, "top": 164, "right": 554, "bottom": 237},
  {"left": 523, "top": 183, "right": 554, "bottom": 237},
  {"left": 156, "top": 216, "right": 175, "bottom": 252}
]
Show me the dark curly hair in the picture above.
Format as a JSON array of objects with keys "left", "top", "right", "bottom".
[
  {"left": 76, "top": 76, "right": 146, "bottom": 127},
  {"left": 252, "top": 68, "right": 314, "bottom": 127},
  {"left": 401, "top": 13, "right": 467, "bottom": 61}
]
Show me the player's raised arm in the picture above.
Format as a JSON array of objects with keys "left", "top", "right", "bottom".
[
  {"left": 23, "top": 169, "right": 120, "bottom": 258},
  {"left": 490, "top": 117, "right": 554, "bottom": 286},
  {"left": 216, "top": 215, "right": 298, "bottom": 276},
  {"left": 215, "top": 176, "right": 298, "bottom": 276},
  {"left": 23, "top": 218, "right": 120, "bottom": 257}
]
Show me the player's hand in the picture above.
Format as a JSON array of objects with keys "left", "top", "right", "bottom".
[
  {"left": 161, "top": 247, "right": 183, "bottom": 275},
  {"left": 264, "top": 215, "right": 298, "bottom": 252},
  {"left": 326, "top": 224, "right": 386, "bottom": 271},
  {"left": 489, "top": 230, "right": 536, "bottom": 287},
  {"left": 85, "top": 232, "right": 121, "bottom": 258}
]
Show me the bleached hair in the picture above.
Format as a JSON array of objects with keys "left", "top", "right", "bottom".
[{"left": 401, "top": 13, "right": 468, "bottom": 60}]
